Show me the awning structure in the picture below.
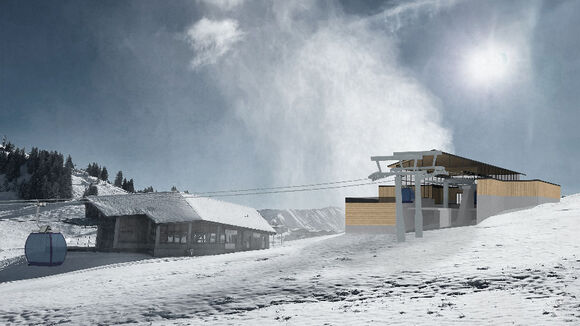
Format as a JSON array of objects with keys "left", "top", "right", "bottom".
[{"left": 387, "top": 150, "right": 524, "bottom": 180}]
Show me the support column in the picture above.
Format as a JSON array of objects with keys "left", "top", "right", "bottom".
[
  {"left": 113, "top": 217, "right": 120, "bottom": 249},
  {"left": 443, "top": 180, "right": 449, "bottom": 209},
  {"left": 154, "top": 224, "right": 160, "bottom": 256},
  {"left": 395, "top": 175, "right": 405, "bottom": 242},
  {"left": 414, "top": 174, "right": 423, "bottom": 238},
  {"left": 187, "top": 223, "right": 193, "bottom": 245},
  {"left": 458, "top": 184, "right": 475, "bottom": 226}
]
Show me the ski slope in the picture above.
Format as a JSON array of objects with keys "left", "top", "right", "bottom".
[{"left": 0, "top": 195, "right": 578, "bottom": 324}]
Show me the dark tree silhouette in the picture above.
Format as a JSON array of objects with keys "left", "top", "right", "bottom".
[
  {"left": 114, "top": 171, "right": 123, "bottom": 187},
  {"left": 65, "top": 155, "right": 74, "bottom": 169},
  {"left": 100, "top": 167, "right": 109, "bottom": 182}
]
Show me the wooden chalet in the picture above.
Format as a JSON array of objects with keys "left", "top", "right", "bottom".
[{"left": 85, "top": 192, "right": 276, "bottom": 257}]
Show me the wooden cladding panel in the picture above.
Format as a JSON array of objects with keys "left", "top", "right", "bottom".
[
  {"left": 345, "top": 202, "right": 396, "bottom": 226},
  {"left": 378, "top": 186, "right": 395, "bottom": 198},
  {"left": 378, "top": 185, "right": 461, "bottom": 204},
  {"left": 478, "top": 179, "right": 560, "bottom": 199}
]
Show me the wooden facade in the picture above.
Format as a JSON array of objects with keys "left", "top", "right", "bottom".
[
  {"left": 477, "top": 179, "right": 561, "bottom": 199},
  {"left": 345, "top": 202, "right": 396, "bottom": 226},
  {"left": 378, "top": 185, "right": 462, "bottom": 205}
]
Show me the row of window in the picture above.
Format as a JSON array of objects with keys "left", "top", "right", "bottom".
[{"left": 159, "top": 224, "right": 241, "bottom": 245}]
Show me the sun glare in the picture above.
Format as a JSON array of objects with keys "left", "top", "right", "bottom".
[{"left": 465, "top": 43, "right": 511, "bottom": 86}]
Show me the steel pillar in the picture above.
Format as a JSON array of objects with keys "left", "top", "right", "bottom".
[
  {"left": 443, "top": 180, "right": 449, "bottom": 209},
  {"left": 414, "top": 174, "right": 423, "bottom": 238},
  {"left": 395, "top": 175, "right": 405, "bottom": 242}
]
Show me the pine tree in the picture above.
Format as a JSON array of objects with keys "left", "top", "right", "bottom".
[
  {"left": 171, "top": 185, "right": 178, "bottom": 192},
  {"left": 114, "top": 171, "right": 123, "bottom": 187},
  {"left": 60, "top": 166, "right": 72, "bottom": 199},
  {"left": 122, "top": 178, "right": 128, "bottom": 191},
  {"left": 65, "top": 155, "right": 74, "bottom": 169},
  {"left": 100, "top": 167, "right": 109, "bottom": 182},
  {"left": 87, "top": 162, "right": 101, "bottom": 178},
  {"left": 127, "top": 179, "right": 135, "bottom": 193}
]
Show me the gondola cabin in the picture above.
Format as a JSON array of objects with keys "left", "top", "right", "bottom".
[{"left": 25, "top": 232, "right": 67, "bottom": 266}]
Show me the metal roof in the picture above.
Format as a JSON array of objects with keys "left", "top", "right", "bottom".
[{"left": 387, "top": 150, "right": 524, "bottom": 178}]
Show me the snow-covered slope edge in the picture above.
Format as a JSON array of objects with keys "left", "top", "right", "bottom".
[
  {"left": 71, "top": 169, "right": 126, "bottom": 198},
  {"left": 259, "top": 207, "right": 345, "bottom": 239}
]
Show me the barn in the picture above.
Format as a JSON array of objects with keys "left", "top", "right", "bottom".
[
  {"left": 346, "top": 150, "right": 561, "bottom": 239},
  {"left": 85, "top": 192, "right": 276, "bottom": 257}
]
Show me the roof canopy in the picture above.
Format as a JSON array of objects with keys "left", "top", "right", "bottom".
[
  {"left": 387, "top": 150, "right": 523, "bottom": 179},
  {"left": 86, "top": 192, "right": 275, "bottom": 234}
]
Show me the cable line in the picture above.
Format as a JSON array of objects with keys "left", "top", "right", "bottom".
[
  {"left": 193, "top": 179, "right": 390, "bottom": 198},
  {"left": 194, "top": 178, "right": 370, "bottom": 195}
]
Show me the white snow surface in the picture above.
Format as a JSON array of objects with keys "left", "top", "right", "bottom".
[
  {"left": 0, "top": 195, "right": 579, "bottom": 325},
  {"left": 71, "top": 170, "right": 127, "bottom": 198},
  {"left": 259, "top": 207, "right": 345, "bottom": 232},
  {"left": 184, "top": 195, "right": 276, "bottom": 234},
  {"left": 86, "top": 192, "right": 275, "bottom": 233}
]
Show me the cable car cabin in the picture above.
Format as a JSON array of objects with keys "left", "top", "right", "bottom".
[{"left": 25, "top": 232, "right": 67, "bottom": 266}]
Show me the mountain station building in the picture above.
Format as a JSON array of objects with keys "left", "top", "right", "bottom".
[
  {"left": 346, "top": 150, "right": 561, "bottom": 239},
  {"left": 85, "top": 192, "right": 276, "bottom": 257}
]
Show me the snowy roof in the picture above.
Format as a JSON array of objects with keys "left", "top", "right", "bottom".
[{"left": 86, "top": 192, "right": 275, "bottom": 233}]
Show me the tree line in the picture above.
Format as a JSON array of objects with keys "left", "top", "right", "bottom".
[
  {"left": 85, "top": 163, "right": 155, "bottom": 194},
  {"left": 1, "top": 138, "right": 157, "bottom": 199},
  {"left": 0, "top": 139, "right": 72, "bottom": 199}
]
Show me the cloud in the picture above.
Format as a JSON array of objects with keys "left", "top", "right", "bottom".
[
  {"left": 184, "top": 1, "right": 454, "bottom": 207},
  {"left": 198, "top": 0, "right": 244, "bottom": 11},
  {"left": 185, "top": 17, "right": 244, "bottom": 69}
]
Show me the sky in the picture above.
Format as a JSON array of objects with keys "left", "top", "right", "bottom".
[{"left": 1, "top": 0, "right": 579, "bottom": 208}]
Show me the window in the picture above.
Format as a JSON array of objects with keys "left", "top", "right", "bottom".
[
  {"left": 225, "top": 229, "right": 237, "bottom": 243},
  {"left": 159, "top": 223, "right": 188, "bottom": 244},
  {"left": 192, "top": 233, "right": 206, "bottom": 244},
  {"left": 225, "top": 229, "right": 237, "bottom": 250}
]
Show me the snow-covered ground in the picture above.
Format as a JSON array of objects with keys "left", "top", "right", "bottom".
[
  {"left": 72, "top": 169, "right": 127, "bottom": 198},
  {"left": 0, "top": 202, "right": 95, "bottom": 265},
  {"left": 0, "top": 195, "right": 579, "bottom": 325}
]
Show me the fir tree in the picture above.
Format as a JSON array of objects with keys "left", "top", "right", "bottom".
[
  {"left": 171, "top": 185, "right": 178, "bottom": 192},
  {"left": 126, "top": 179, "right": 135, "bottom": 193},
  {"left": 100, "top": 167, "right": 109, "bottom": 182},
  {"left": 65, "top": 155, "right": 74, "bottom": 169},
  {"left": 114, "top": 171, "right": 123, "bottom": 187}
]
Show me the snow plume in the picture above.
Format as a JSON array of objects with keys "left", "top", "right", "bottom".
[
  {"left": 185, "top": 18, "right": 244, "bottom": 69},
  {"left": 185, "top": 1, "right": 454, "bottom": 207}
]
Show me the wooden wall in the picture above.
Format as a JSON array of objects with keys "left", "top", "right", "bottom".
[
  {"left": 345, "top": 202, "right": 396, "bottom": 226},
  {"left": 477, "top": 179, "right": 560, "bottom": 199},
  {"left": 378, "top": 185, "right": 461, "bottom": 205},
  {"left": 378, "top": 186, "right": 395, "bottom": 198}
]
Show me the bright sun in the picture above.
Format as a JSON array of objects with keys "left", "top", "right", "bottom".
[{"left": 465, "top": 43, "right": 511, "bottom": 86}]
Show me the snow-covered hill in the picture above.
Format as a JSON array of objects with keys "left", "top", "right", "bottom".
[
  {"left": 259, "top": 207, "right": 345, "bottom": 236},
  {"left": 71, "top": 169, "right": 127, "bottom": 198},
  {"left": 1, "top": 194, "right": 578, "bottom": 324}
]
